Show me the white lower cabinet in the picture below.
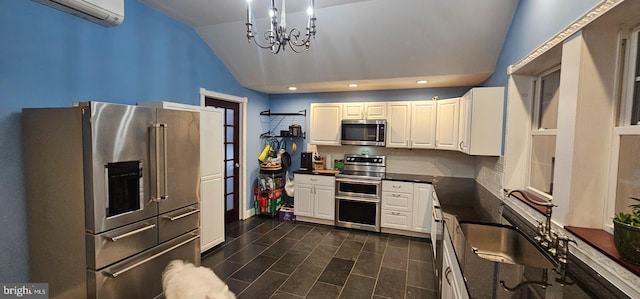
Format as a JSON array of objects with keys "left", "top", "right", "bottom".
[
  {"left": 381, "top": 181, "right": 432, "bottom": 233},
  {"left": 294, "top": 174, "right": 335, "bottom": 222},
  {"left": 413, "top": 183, "right": 433, "bottom": 233},
  {"left": 442, "top": 225, "right": 469, "bottom": 299}
]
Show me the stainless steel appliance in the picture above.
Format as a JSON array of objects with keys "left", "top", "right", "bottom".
[
  {"left": 341, "top": 119, "right": 386, "bottom": 146},
  {"left": 23, "top": 102, "right": 201, "bottom": 299},
  {"left": 335, "top": 154, "right": 385, "bottom": 232}
]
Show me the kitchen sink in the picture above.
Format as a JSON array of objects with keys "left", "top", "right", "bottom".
[{"left": 459, "top": 222, "right": 555, "bottom": 269}]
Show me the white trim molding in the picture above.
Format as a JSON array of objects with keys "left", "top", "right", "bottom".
[
  {"left": 199, "top": 88, "right": 251, "bottom": 220},
  {"left": 508, "top": 0, "right": 624, "bottom": 75}
]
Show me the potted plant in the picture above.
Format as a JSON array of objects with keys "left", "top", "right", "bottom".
[{"left": 613, "top": 197, "right": 640, "bottom": 264}]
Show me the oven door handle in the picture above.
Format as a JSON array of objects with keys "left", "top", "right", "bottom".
[
  {"left": 336, "top": 195, "right": 380, "bottom": 203},
  {"left": 335, "top": 178, "right": 381, "bottom": 185}
]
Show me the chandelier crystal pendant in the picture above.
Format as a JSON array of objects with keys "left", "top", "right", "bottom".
[{"left": 246, "top": 0, "right": 317, "bottom": 54}]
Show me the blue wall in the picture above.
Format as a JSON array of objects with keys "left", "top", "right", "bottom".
[
  {"left": 483, "top": 0, "right": 601, "bottom": 87},
  {"left": 0, "top": 0, "right": 268, "bottom": 282},
  {"left": 0, "top": 0, "right": 603, "bottom": 283}
]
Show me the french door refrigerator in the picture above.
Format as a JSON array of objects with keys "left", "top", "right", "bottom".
[{"left": 23, "top": 101, "right": 201, "bottom": 299}]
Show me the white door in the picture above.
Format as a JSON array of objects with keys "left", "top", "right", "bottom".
[
  {"left": 310, "top": 104, "right": 342, "bottom": 145},
  {"left": 201, "top": 177, "right": 224, "bottom": 251},
  {"left": 314, "top": 186, "right": 335, "bottom": 220},
  {"left": 412, "top": 183, "right": 432, "bottom": 233},
  {"left": 386, "top": 102, "right": 412, "bottom": 148},
  {"left": 411, "top": 101, "right": 437, "bottom": 149},
  {"left": 458, "top": 92, "right": 471, "bottom": 153},
  {"left": 342, "top": 103, "right": 364, "bottom": 119},
  {"left": 363, "top": 102, "right": 387, "bottom": 119},
  {"left": 294, "top": 183, "right": 314, "bottom": 217},
  {"left": 436, "top": 98, "right": 460, "bottom": 150}
]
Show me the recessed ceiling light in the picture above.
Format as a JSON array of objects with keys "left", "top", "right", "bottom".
[
  {"left": 288, "top": 86, "right": 297, "bottom": 91},
  {"left": 417, "top": 80, "right": 428, "bottom": 84},
  {"left": 348, "top": 83, "right": 358, "bottom": 88}
]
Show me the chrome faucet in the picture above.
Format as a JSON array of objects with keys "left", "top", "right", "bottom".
[
  {"left": 504, "top": 189, "right": 577, "bottom": 280},
  {"left": 504, "top": 189, "right": 556, "bottom": 247}
]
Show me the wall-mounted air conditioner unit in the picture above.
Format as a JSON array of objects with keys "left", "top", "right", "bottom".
[{"left": 32, "top": 0, "right": 124, "bottom": 27}]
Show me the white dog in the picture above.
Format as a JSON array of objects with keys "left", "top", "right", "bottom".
[{"left": 162, "top": 260, "right": 236, "bottom": 299}]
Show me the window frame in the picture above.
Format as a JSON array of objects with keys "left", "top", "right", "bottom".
[
  {"left": 526, "top": 66, "right": 561, "bottom": 200},
  {"left": 605, "top": 26, "right": 640, "bottom": 233}
]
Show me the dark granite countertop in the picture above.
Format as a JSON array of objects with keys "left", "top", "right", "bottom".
[{"left": 384, "top": 173, "right": 597, "bottom": 298}]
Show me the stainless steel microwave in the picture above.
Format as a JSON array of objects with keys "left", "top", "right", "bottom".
[{"left": 341, "top": 119, "right": 386, "bottom": 146}]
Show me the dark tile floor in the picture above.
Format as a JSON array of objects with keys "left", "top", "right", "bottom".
[{"left": 202, "top": 216, "right": 438, "bottom": 299}]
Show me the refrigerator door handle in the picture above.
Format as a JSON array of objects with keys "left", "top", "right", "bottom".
[
  {"left": 151, "top": 123, "right": 163, "bottom": 202},
  {"left": 161, "top": 208, "right": 200, "bottom": 222},
  {"left": 105, "top": 224, "right": 157, "bottom": 242},
  {"left": 103, "top": 233, "right": 199, "bottom": 278},
  {"left": 161, "top": 123, "right": 169, "bottom": 200}
]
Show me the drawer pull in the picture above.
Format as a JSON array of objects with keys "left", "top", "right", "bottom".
[
  {"left": 106, "top": 224, "right": 156, "bottom": 242},
  {"left": 393, "top": 185, "right": 402, "bottom": 189},
  {"left": 162, "top": 208, "right": 200, "bottom": 222},
  {"left": 103, "top": 234, "right": 199, "bottom": 278},
  {"left": 391, "top": 212, "right": 401, "bottom": 216}
]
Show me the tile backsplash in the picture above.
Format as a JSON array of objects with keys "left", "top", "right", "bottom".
[
  {"left": 474, "top": 155, "right": 504, "bottom": 198},
  {"left": 316, "top": 145, "right": 476, "bottom": 178}
]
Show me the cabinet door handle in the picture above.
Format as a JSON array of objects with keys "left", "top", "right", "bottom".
[
  {"left": 445, "top": 267, "right": 452, "bottom": 286},
  {"left": 459, "top": 141, "right": 464, "bottom": 150}
]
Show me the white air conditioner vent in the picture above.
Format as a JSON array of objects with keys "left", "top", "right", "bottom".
[{"left": 33, "top": 0, "right": 124, "bottom": 27}]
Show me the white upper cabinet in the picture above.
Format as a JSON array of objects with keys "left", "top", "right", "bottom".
[
  {"left": 458, "top": 87, "right": 504, "bottom": 156},
  {"left": 386, "top": 100, "right": 437, "bottom": 149},
  {"left": 342, "top": 102, "right": 387, "bottom": 120},
  {"left": 410, "top": 101, "right": 437, "bottom": 149},
  {"left": 310, "top": 103, "right": 342, "bottom": 145},
  {"left": 435, "top": 98, "right": 460, "bottom": 151},
  {"left": 386, "top": 101, "right": 413, "bottom": 148}
]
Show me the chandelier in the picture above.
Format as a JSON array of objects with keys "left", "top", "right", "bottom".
[{"left": 245, "top": 0, "right": 317, "bottom": 54}]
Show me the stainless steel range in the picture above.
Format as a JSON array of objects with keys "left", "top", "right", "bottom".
[{"left": 335, "top": 154, "right": 386, "bottom": 232}]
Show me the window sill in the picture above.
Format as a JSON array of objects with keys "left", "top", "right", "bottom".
[{"left": 565, "top": 226, "right": 640, "bottom": 277}]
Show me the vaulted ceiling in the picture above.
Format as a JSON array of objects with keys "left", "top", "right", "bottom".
[{"left": 139, "top": 0, "right": 518, "bottom": 93}]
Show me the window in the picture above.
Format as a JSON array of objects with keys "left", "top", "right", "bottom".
[
  {"left": 607, "top": 27, "right": 640, "bottom": 232},
  {"left": 528, "top": 68, "right": 561, "bottom": 197}
]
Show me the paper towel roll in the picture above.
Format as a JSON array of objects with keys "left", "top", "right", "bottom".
[{"left": 325, "top": 154, "right": 332, "bottom": 169}]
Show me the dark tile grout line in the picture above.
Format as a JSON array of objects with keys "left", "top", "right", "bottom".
[{"left": 206, "top": 218, "right": 437, "bottom": 299}]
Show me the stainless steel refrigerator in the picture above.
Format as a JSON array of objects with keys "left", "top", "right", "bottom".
[{"left": 23, "top": 101, "right": 201, "bottom": 299}]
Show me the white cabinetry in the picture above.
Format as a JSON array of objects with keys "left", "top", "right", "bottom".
[
  {"left": 458, "top": 87, "right": 504, "bottom": 156},
  {"left": 342, "top": 102, "right": 387, "bottom": 120},
  {"left": 381, "top": 180, "right": 414, "bottom": 230},
  {"left": 381, "top": 181, "right": 432, "bottom": 233},
  {"left": 411, "top": 101, "right": 437, "bottom": 149},
  {"left": 386, "top": 101, "right": 436, "bottom": 149},
  {"left": 294, "top": 174, "right": 335, "bottom": 224},
  {"left": 435, "top": 98, "right": 460, "bottom": 151},
  {"left": 386, "top": 102, "right": 412, "bottom": 148},
  {"left": 442, "top": 225, "right": 470, "bottom": 299},
  {"left": 412, "top": 183, "right": 433, "bottom": 233},
  {"left": 139, "top": 101, "right": 225, "bottom": 252},
  {"left": 309, "top": 103, "right": 342, "bottom": 145}
]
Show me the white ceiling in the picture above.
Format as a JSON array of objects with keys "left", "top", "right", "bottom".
[{"left": 139, "top": 0, "right": 518, "bottom": 94}]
